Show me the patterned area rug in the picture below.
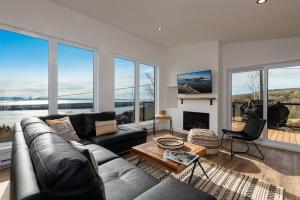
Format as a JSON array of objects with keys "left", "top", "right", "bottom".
[{"left": 130, "top": 158, "right": 284, "bottom": 200}]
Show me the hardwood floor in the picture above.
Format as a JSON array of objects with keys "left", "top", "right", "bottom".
[
  {"left": 232, "top": 121, "right": 300, "bottom": 145},
  {"left": 1, "top": 131, "right": 299, "bottom": 200}
]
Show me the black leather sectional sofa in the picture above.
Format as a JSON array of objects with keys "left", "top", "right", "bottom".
[{"left": 11, "top": 112, "right": 215, "bottom": 200}]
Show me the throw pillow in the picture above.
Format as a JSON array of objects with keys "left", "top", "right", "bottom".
[
  {"left": 95, "top": 120, "right": 118, "bottom": 136},
  {"left": 82, "top": 112, "right": 116, "bottom": 136},
  {"left": 46, "top": 116, "right": 80, "bottom": 141},
  {"left": 69, "top": 140, "right": 98, "bottom": 173}
]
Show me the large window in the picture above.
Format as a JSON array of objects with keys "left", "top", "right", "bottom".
[
  {"left": 139, "top": 64, "right": 155, "bottom": 122},
  {"left": 114, "top": 58, "right": 136, "bottom": 124},
  {"left": 0, "top": 28, "right": 96, "bottom": 146},
  {"left": 114, "top": 57, "right": 156, "bottom": 124},
  {"left": 0, "top": 29, "right": 49, "bottom": 145},
  {"left": 58, "top": 44, "right": 94, "bottom": 114}
]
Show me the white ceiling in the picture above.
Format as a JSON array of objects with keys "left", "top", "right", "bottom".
[{"left": 50, "top": 0, "right": 300, "bottom": 47}]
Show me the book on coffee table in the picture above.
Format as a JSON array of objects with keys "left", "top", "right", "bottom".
[{"left": 163, "top": 150, "right": 199, "bottom": 166}]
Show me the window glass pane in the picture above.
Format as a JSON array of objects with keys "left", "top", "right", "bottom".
[
  {"left": 231, "top": 70, "right": 264, "bottom": 131},
  {"left": 114, "top": 57, "right": 135, "bottom": 124},
  {"left": 0, "top": 29, "right": 48, "bottom": 145},
  {"left": 139, "top": 64, "right": 155, "bottom": 121},
  {"left": 268, "top": 66, "right": 300, "bottom": 144},
  {"left": 58, "top": 44, "right": 94, "bottom": 114}
]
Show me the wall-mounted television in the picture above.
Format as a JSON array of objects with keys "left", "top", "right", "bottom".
[{"left": 177, "top": 70, "right": 212, "bottom": 94}]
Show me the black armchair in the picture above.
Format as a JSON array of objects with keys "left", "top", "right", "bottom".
[{"left": 221, "top": 117, "right": 266, "bottom": 159}]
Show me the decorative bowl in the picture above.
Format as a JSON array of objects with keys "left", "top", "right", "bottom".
[{"left": 157, "top": 137, "right": 184, "bottom": 150}]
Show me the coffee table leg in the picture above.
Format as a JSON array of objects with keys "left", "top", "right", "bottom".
[
  {"left": 188, "top": 160, "right": 198, "bottom": 184},
  {"left": 137, "top": 158, "right": 142, "bottom": 166},
  {"left": 197, "top": 160, "right": 209, "bottom": 179},
  {"left": 188, "top": 159, "right": 209, "bottom": 184}
]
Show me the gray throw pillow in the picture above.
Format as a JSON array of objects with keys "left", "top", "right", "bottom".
[{"left": 69, "top": 140, "right": 98, "bottom": 173}]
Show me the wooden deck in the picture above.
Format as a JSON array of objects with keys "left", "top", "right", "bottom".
[{"left": 232, "top": 122, "right": 300, "bottom": 145}]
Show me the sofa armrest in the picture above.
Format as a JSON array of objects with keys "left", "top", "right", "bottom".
[{"left": 133, "top": 177, "right": 216, "bottom": 200}]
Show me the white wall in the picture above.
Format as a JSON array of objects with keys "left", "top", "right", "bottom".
[
  {"left": 161, "top": 41, "right": 222, "bottom": 134},
  {"left": 0, "top": 0, "right": 165, "bottom": 112},
  {"left": 222, "top": 36, "right": 300, "bottom": 129}
]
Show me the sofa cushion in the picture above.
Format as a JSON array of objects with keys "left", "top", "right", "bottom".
[
  {"left": 29, "top": 132, "right": 105, "bottom": 200},
  {"left": 79, "top": 138, "right": 94, "bottom": 145},
  {"left": 82, "top": 112, "right": 116, "bottom": 137},
  {"left": 84, "top": 144, "right": 119, "bottom": 165},
  {"left": 21, "top": 117, "right": 46, "bottom": 130},
  {"left": 134, "top": 177, "right": 216, "bottom": 200},
  {"left": 98, "top": 158, "right": 158, "bottom": 200},
  {"left": 21, "top": 117, "right": 56, "bottom": 146},
  {"left": 40, "top": 114, "right": 84, "bottom": 137},
  {"left": 88, "top": 127, "right": 146, "bottom": 148}
]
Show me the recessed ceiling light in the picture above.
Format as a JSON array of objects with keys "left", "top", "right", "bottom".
[
  {"left": 257, "top": 0, "right": 267, "bottom": 4},
  {"left": 155, "top": 27, "right": 163, "bottom": 31}
]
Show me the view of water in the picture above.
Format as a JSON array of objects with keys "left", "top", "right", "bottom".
[{"left": 0, "top": 99, "right": 139, "bottom": 127}]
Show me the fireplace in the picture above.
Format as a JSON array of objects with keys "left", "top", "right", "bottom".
[{"left": 183, "top": 111, "right": 209, "bottom": 131}]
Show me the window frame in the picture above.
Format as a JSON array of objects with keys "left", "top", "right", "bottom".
[
  {"left": 56, "top": 42, "right": 98, "bottom": 114},
  {"left": 114, "top": 55, "right": 158, "bottom": 125},
  {"left": 0, "top": 25, "right": 99, "bottom": 148}
]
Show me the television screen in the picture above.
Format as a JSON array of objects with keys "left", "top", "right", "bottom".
[{"left": 177, "top": 70, "right": 212, "bottom": 94}]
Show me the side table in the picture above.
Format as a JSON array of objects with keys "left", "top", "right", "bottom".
[{"left": 153, "top": 115, "right": 173, "bottom": 136}]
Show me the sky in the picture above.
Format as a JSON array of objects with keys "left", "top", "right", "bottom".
[
  {"left": 0, "top": 29, "right": 93, "bottom": 100},
  {"left": 114, "top": 57, "right": 155, "bottom": 100},
  {"left": 232, "top": 67, "right": 300, "bottom": 95},
  {"left": 0, "top": 29, "right": 154, "bottom": 102}
]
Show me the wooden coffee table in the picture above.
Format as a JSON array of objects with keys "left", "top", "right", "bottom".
[{"left": 131, "top": 139, "right": 209, "bottom": 184}]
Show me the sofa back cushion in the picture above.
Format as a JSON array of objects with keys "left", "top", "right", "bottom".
[
  {"left": 21, "top": 117, "right": 56, "bottom": 146},
  {"left": 82, "top": 112, "right": 116, "bottom": 137},
  {"left": 30, "top": 132, "right": 105, "bottom": 200}
]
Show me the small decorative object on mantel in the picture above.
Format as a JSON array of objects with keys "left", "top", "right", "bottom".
[{"left": 156, "top": 137, "right": 184, "bottom": 150}]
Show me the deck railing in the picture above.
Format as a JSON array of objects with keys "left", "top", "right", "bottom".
[{"left": 232, "top": 101, "right": 300, "bottom": 128}]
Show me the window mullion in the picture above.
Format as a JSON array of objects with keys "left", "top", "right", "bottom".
[
  {"left": 48, "top": 39, "right": 58, "bottom": 114},
  {"left": 135, "top": 62, "right": 140, "bottom": 123}
]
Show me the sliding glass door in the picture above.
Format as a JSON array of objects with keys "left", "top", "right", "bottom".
[
  {"left": 231, "top": 70, "right": 264, "bottom": 132},
  {"left": 267, "top": 66, "right": 300, "bottom": 145},
  {"left": 230, "top": 62, "right": 300, "bottom": 147}
]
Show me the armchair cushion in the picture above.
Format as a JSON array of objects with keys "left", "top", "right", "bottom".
[{"left": 222, "top": 129, "right": 253, "bottom": 141}]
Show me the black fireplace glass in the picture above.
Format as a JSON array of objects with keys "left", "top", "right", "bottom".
[{"left": 183, "top": 111, "right": 209, "bottom": 131}]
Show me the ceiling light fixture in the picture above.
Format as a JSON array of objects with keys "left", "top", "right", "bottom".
[
  {"left": 155, "top": 27, "right": 163, "bottom": 31},
  {"left": 257, "top": 0, "right": 267, "bottom": 4}
]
